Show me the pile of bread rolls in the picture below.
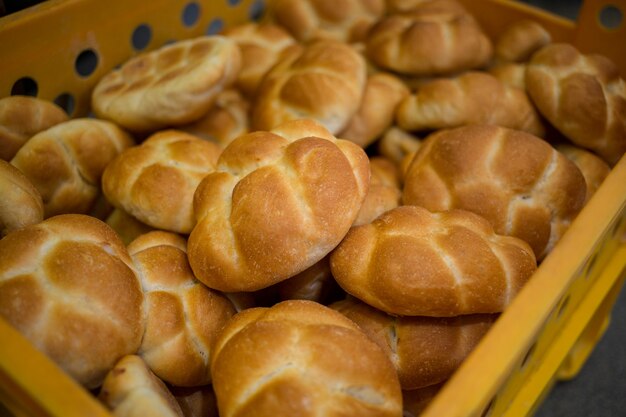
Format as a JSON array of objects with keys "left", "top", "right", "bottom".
[{"left": 1, "top": 0, "right": 625, "bottom": 416}]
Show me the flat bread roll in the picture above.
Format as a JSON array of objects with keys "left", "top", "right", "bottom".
[
  {"left": 330, "top": 206, "right": 537, "bottom": 317},
  {"left": 98, "top": 355, "right": 184, "bottom": 417},
  {"left": 0, "top": 214, "right": 144, "bottom": 388},
  {"left": 395, "top": 71, "right": 546, "bottom": 137},
  {"left": 331, "top": 297, "right": 497, "bottom": 389},
  {"left": 0, "top": 159, "right": 43, "bottom": 237},
  {"left": 210, "top": 300, "right": 403, "bottom": 417},
  {"left": 402, "top": 125, "right": 587, "bottom": 260},
  {"left": 265, "top": 0, "right": 385, "bottom": 43},
  {"left": 188, "top": 119, "right": 369, "bottom": 292},
  {"left": 92, "top": 36, "right": 241, "bottom": 133},
  {"left": 251, "top": 40, "right": 367, "bottom": 134},
  {"left": 526, "top": 43, "right": 626, "bottom": 165},
  {"left": 102, "top": 130, "right": 222, "bottom": 234},
  {"left": 128, "top": 231, "right": 236, "bottom": 387},
  {"left": 0, "top": 95, "right": 69, "bottom": 161},
  {"left": 365, "top": 0, "right": 492, "bottom": 76},
  {"left": 10, "top": 118, "right": 134, "bottom": 218}
]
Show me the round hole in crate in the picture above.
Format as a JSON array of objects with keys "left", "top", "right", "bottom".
[
  {"left": 228, "top": 0, "right": 243, "bottom": 6},
  {"left": 249, "top": 0, "right": 265, "bottom": 21},
  {"left": 53, "top": 93, "right": 75, "bottom": 116},
  {"left": 598, "top": 5, "right": 623, "bottom": 29},
  {"left": 557, "top": 294, "right": 570, "bottom": 318},
  {"left": 182, "top": 2, "right": 201, "bottom": 27},
  {"left": 10, "top": 77, "right": 38, "bottom": 97},
  {"left": 132, "top": 24, "right": 152, "bottom": 51},
  {"left": 74, "top": 49, "right": 99, "bottom": 78},
  {"left": 206, "top": 18, "right": 224, "bottom": 35}
]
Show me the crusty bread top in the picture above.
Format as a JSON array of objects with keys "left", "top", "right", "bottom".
[
  {"left": 92, "top": 36, "right": 242, "bottom": 133},
  {"left": 330, "top": 205, "right": 537, "bottom": 317},
  {"left": 0, "top": 159, "right": 43, "bottom": 237},
  {"left": 188, "top": 119, "right": 370, "bottom": 292},
  {"left": 556, "top": 143, "right": 611, "bottom": 204},
  {"left": 210, "top": 299, "right": 403, "bottom": 417},
  {"left": 494, "top": 19, "right": 551, "bottom": 63},
  {"left": 0, "top": 214, "right": 144, "bottom": 389},
  {"left": 0, "top": 95, "right": 69, "bottom": 161}
]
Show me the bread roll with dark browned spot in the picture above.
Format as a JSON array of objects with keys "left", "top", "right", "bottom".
[
  {"left": 526, "top": 43, "right": 626, "bottom": 165},
  {"left": 223, "top": 23, "right": 297, "bottom": 98},
  {"left": 0, "top": 96, "right": 69, "bottom": 161},
  {"left": 188, "top": 119, "right": 369, "bottom": 292},
  {"left": 98, "top": 355, "right": 184, "bottom": 417},
  {"left": 354, "top": 156, "right": 402, "bottom": 226},
  {"left": 365, "top": 0, "right": 492, "bottom": 76},
  {"left": 102, "top": 130, "right": 222, "bottom": 234},
  {"left": 10, "top": 118, "right": 134, "bottom": 218},
  {"left": 0, "top": 159, "right": 43, "bottom": 237},
  {"left": 340, "top": 72, "right": 410, "bottom": 148},
  {"left": 210, "top": 299, "right": 403, "bottom": 417},
  {"left": 0, "top": 214, "right": 144, "bottom": 388},
  {"left": 556, "top": 143, "right": 611, "bottom": 204},
  {"left": 128, "top": 231, "right": 236, "bottom": 387},
  {"left": 265, "top": 0, "right": 385, "bottom": 43},
  {"left": 402, "top": 125, "right": 587, "bottom": 260},
  {"left": 330, "top": 206, "right": 537, "bottom": 316},
  {"left": 331, "top": 297, "right": 496, "bottom": 388},
  {"left": 396, "top": 71, "right": 545, "bottom": 137},
  {"left": 92, "top": 36, "right": 241, "bottom": 133},
  {"left": 251, "top": 40, "right": 367, "bottom": 134}
]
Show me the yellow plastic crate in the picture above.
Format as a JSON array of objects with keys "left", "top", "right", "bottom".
[{"left": 0, "top": 1, "right": 625, "bottom": 416}]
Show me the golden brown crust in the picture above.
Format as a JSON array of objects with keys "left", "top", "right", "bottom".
[
  {"left": 105, "top": 208, "right": 154, "bottom": 246},
  {"left": 340, "top": 72, "right": 410, "bottom": 148},
  {"left": 251, "top": 40, "right": 367, "bottom": 134},
  {"left": 223, "top": 23, "right": 297, "bottom": 98},
  {"left": 188, "top": 119, "right": 369, "bottom": 292},
  {"left": 396, "top": 71, "right": 545, "bottom": 137},
  {"left": 102, "top": 130, "right": 222, "bottom": 234},
  {"left": 330, "top": 205, "right": 537, "bottom": 316},
  {"left": 274, "top": 255, "right": 344, "bottom": 303},
  {"left": 0, "top": 214, "right": 144, "bottom": 388},
  {"left": 556, "top": 143, "right": 611, "bottom": 204},
  {"left": 526, "top": 43, "right": 626, "bottom": 165},
  {"left": 402, "top": 124, "right": 587, "bottom": 259},
  {"left": 378, "top": 126, "right": 422, "bottom": 168},
  {"left": 494, "top": 19, "right": 551, "bottom": 63},
  {"left": 10, "top": 118, "right": 134, "bottom": 218},
  {"left": 0, "top": 96, "right": 69, "bottom": 161},
  {"left": 365, "top": 0, "right": 492, "bottom": 76},
  {"left": 0, "top": 160, "right": 43, "bottom": 237},
  {"left": 210, "top": 300, "right": 403, "bottom": 417},
  {"left": 98, "top": 355, "right": 184, "bottom": 417},
  {"left": 488, "top": 62, "right": 528, "bottom": 90},
  {"left": 92, "top": 36, "right": 242, "bottom": 133},
  {"left": 354, "top": 156, "right": 402, "bottom": 226},
  {"left": 127, "top": 231, "right": 236, "bottom": 387},
  {"left": 266, "top": 0, "right": 386, "bottom": 43},
  {"left": 331, "top": 297, "right": 496, "bottom": 389}
]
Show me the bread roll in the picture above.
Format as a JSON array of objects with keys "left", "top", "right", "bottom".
[
  {"left": 526, "top": 43, "right": 626, "bottom": 165},
  {"left": 98, "top": 355, "right": 183, "bottom": 417},
  {"left": 331, "top": 297, "right": 496, "bottom": 388},
  {"left": 0, "top": 95, "right": 69, "bottom": 161},
  {"left": 128, "top": 231, "right": 236, "bottom": 387},
  {"left": 102, "top": 130, "right": 222, "bottom": 234},
  {"left": 0, "top": 159, "right": 43, "bottom": 237},
  {"left": 378, "top": 126, "right": 422, "bottom": 167},
  {"left": 339, "top": 72, "right": 410, "bottom": 148},
  {"left": 365, "top": 0, "right": 492, "bottom": 76},
  {"left": 10, "top": 118, "right": 134, "bottom": 218},
  {"left": 210, "top": 299, "right": 403, "bottom": 417},
  {"left": 177, "top": 89, "right": 249, "bottom": 148},
  {"left": 396, "top": 71, "right": 545, "bottom": 137},
  {"left": 494, "top": 19, "right": 551, "bottom": 63},
  {"left": 488, "top": 62, "right": 527, "bottom": 90},
  {"left": 0, "top": 214, "right": 144, "bottom": 388},
  {"left": 188, "top": 119, "right": 369, "bottom": 292},
  {"left": 105, "top": 208, "right": 154, "bottom": 246},
  {"left": 274, "top": 255, "right": 344, "bottom": 304},
  {"left": 251, "top": 40, "right": 367, "bottom": 134},
  {"left": 223, "top": 23, "right": 297, "bottom": 98},
  {"left": 92, "top": 36, "right": 241, "bottom": 133},
  {"left": 354, "top": 156, "right": 402, "bottom": 226},
  {"left": 265, "top": 0, "right": 385, "bottom": 43},
  {"left": 402, "top": 125, "right": 587, "bottom": 260},
  {"left": 556, "top": 144, "right": 611, "bottom": 204},
  {"left": 330, "top": 206, "right": 537, "bottom": 316}
]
